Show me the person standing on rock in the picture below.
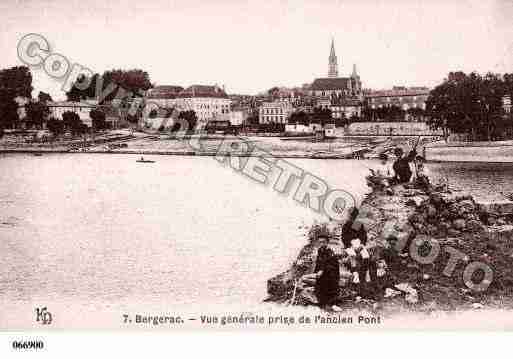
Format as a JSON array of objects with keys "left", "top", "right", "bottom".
[
  {"left": 313, "top": 237, "right": 341, "bottom": 309},
  {"left": 392, "top": 147, "right": 416, "bottom": 183}
]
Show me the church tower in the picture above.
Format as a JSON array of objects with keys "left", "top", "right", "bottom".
[{"left": 328, "top": 38, "right": 338, "bottom": 78}]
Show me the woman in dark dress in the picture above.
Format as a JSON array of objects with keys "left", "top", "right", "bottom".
[{"left": 314, "top": 243, "right": 341, "bottom": 307}]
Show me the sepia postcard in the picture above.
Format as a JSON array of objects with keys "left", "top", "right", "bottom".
[{"left": 1, "top": 0, "right": 513, "bottom": 339}]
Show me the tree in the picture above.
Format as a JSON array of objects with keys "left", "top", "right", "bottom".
[
  {"left": 37, "top": 91, "right": 53, "bottom": 103},
  {"left": 46, "top": 117, "right": 64, "bottom": 136},
  {"left": 0, "top": 66, "right": 33, "bottom": 97},
  {"left": 426, "top": 71, "right": 507, "bottom": 141},
  {"left": 288, "top": 111, "right": 310, "bottom": 126},
  {"left": 62, "top": 111, "right": 86, "bottom": 136},
  {"left": 25, "top": 101, "right": 49, "bottom": 129},
  {"left": 268, "top": 87, "right": 280, "bottom": 97},
  {"left": 0, "top": 94, "right": 19, "bottom": 129},
  {"left": 89, "top": 109, "right": 108, "bottom": 130},
  {"left": 311, "top": 107, "right": 332, "bottom": 125},
  {"left": 0, "top": 66, "right": 33, "bottom": 129},
  {"left": 177, "top": 110, "right": 198, "bottom": 133},
  {"left": 66, "top": 69, "right": 152, "bottom": 104}
]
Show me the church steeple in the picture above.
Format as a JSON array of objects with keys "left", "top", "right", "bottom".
[
  {"left": 328, "top": 38, "right": 338, "bottom": 78},
  {"left": 351, "top": 64, "right": 358, "bottom": 78}
]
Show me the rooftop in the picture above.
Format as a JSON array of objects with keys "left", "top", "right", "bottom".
[
  {"left": 146, "top": 85, "right": 184, "bottom": 99},
  {"left": 177, "top": 85, "right": 228, "bottom": 99},
  {"left": 47, "top": 101, "right": 96, "bottom": 107},
  {"left": 367, "top": 87, "right": 430, "bottom": 98},
  {"left": 310, "top": 77, "right": 351, "bottom": 91}
]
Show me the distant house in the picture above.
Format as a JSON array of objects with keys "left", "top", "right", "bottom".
[
  {"left": 47, "top": 101, "right": 97, "bottom": 127},
  {"left": 330, "top": 98, "right": 362, "bottom": 119},
  {"left": 145, "top": 85, "right": 184, "bottom": 108},
  {"left": 259, "top": 101, "right": 293, "bottom": 124},
  {"left": 503, "top": 95, "right": 512, "bottom": 114},
  {"left": 174, "top": 85, "right": 231, "bottom": 128},
  {"left": 365, "top": 87, "right": 430, "bottom": 111}
]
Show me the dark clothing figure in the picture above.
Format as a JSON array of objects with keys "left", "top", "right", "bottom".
[
  {"left": 392, "top": 149, "right": 416, "bottom": 183},
  {"left": 314, "top": 245, "right": 340, "bottom": 306},
  {"left": 341, "top": 222, "right": 367, "bottom": 248},
  {"left": 341, "top": 208, "right": 367, "bottom": 248}
]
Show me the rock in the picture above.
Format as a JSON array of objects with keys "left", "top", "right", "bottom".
[
  {"left": 429, "top": 193, "right": 444, "bottom": 207},
  {"left": 447, "top": 228, "right": 461, "bottom": 236},
  {"left": 459, "top": 200, "right": 476, "bottom": 213},
  {"left": 453, "top": 219, "right": 466, "bottom": 230},
  {"left": 426, "top": 205, "right": 437, "bottom": 218},
  {"left": 384, "top": 288, "right": 401, "bottom": 298},
  {"left": 405, "top": 291, "right": 419, "bottom": 304},
  {"left": 478, "top": 201, "right": 513, "bottom": 216},
  {"left": 296, "top": 287, "right": 318, "bottom": 305},
  {"left": 466, "top": 219, "right": 485, "bottom": 232},
  {"left": 497, "top": 218, "right": 507, "bottom": 226},
  {"left": 395, "top": 283, "right": 420, "bottom": 304},
  {"left": 426, "top": 224, "right": 438, "bottom": 234}
]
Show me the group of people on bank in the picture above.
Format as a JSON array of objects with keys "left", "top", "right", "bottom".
[
  {"left": 371, "top": 147, "right": 430, "bottom": 187},
  {"left": 302, "top": 147, "right": 431, "bottom": 310}
]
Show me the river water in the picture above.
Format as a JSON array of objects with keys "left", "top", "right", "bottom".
[
  {"left": 1, "top": 153, "right": 512, "bottom": 329},
  {"left": 0, "top": 153, "right": 370, "bottom": 328}
]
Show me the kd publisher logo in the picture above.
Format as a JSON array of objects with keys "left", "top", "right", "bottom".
[{"left": 35, "top": 307, "right": 53, "bottom": 325}]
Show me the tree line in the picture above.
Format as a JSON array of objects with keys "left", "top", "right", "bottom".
[{"left": 426, "top": 72, "right": 513, "bottom": 141}]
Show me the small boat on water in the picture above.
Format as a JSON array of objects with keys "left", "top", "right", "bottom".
[
  {"left": 136, "top": 156, "right": 155, "bottom": 163},
  {"left": 33, "top": 152, "right": 43, "bottom": 156}
]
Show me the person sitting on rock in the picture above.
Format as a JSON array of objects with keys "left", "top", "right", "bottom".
[
  {"left": 345, "top": 237, "right": 377, "bottom": 298},
  {"left": 392, "top": 147, "right": 417, "bottom": 184},
  {"left": 310, "top": 236, "right": 341, "bottom": 310},
  {"left": 341, "top": 208, "right": 368, "bottom": 249},
  {"left": 374, "top": 153, "right": 393, "bottom": 178},
  {"left": 367, "top": 153, "right": 393, "bottom": 189}
]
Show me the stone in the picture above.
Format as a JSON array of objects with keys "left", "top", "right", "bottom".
[
  {"left": 384, "top": 288, "right": 401, "bottom": 298},
  {"left": 466, "top": 219, "right": 485, "bottom": 232},
  {"left": 429, "top": 193, "right": 444, "bottom": 206},
  {"left": 447, "top": 228, "right": 460, "bottom": 237},
  {"left": 453, "top": 219, "right": 466, "bottom": 230},
  {"left": 458, "top": 200, "right": 476, "bottom": 213},
  {"left": 478, "top": 201, "right": 513, "bottom": 216},
  {"left": 426, "top": 205, "right": 437, "bottom": 218},
  {"left": 297, "top": 287, "right": 319, "bottom": 305}
]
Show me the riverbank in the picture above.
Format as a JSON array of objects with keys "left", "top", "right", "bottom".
[
  {"left": 266, "top": 177, "right": 513, "bottom": 314},
  {"left": 1, "top": 132, "right": 414, "bottom": 159}
]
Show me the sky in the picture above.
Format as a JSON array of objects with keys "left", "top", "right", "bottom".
[{"left": 1, "top": 0, "right": 512, "bottom": 99}]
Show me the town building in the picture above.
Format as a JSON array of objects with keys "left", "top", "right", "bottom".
[
  {"left": 145, "top": 85, "right": 184, "bottom": 108},
  {"left": 365, "top": 86, "right": 430, "bottom": 111},
  {"left": 47, "top": 101, "right": 97, "bottom": 127},
  {"left": 171, "top": 85, "right": 231, "bottom": 129},
  {"left": 330, "top": 98, "right": 362, "bottom": 119},
  {"left": 503, "top": 95, "right": 512, "bottom": 114},
  {"left": 259, "top": 100, "right": 294, "bottom": 124}
]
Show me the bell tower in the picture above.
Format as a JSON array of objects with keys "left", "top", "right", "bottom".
[{"left": 328, "top": 38, "right": 338, "bottom": 78}]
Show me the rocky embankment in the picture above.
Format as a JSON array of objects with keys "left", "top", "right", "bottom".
[{"left": 266, "top": 179, "right": 513, "bottom": 312}]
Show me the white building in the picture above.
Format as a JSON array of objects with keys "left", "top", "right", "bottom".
[
  {"left": 259, "top": 101, "right": 293, "bottom": 124},
  {"left": 229, "top": 110, "right": 247, "bottom": 126},
  {"left": 47, "top": 101, "right": 97, "bottom": 127},
  {"left": 174, "top": 85, "right": 231, "bottom": 129},
  {"left": 503, "top": 95, "right": 511, "bottom": 114},
  {"left": 330, "top": 99, "right": 362, "bottom": 119}
]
